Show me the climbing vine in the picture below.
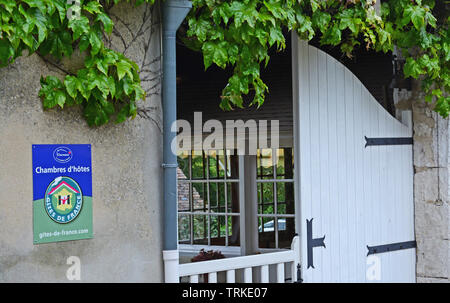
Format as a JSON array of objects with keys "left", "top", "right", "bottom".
[{"left": 0, "top": 0, "right": 448, "bottom": 126}]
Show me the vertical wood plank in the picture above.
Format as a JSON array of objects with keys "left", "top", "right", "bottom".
[
  {"left": 308, "top": 44, "right": 321, "bottom": 282},
  {"left": 318, "top": 50, "right": 331, "bottom": 282},
  {"left": 244, "top": 268, "right": 252, "bottom": 283},
  {"left": 326, "top": 54, "right": 339, "bottom": 282},
  {"left": 276, "top": 263, "right": 285, "bottom": 283},
  {"left": 226, "top": 270, "right": 235, "bottom": 283},
  {"left": 190, "top": 275, "right": 199, "bottom": 283},
  {"left": 298, "top": 39, "right": 312, "bottom": 283},
  {"left": 208, "top": 272, "right": 217, "bottom": 283},
  {"left": 260, "top": 265, "right": 269, "bottom": 283},
  {"left": 335, "top": 62, "right": 347, "bottom": 283},
  {"left": 353, "top": 76, "right": 365, "bottom": 281}
]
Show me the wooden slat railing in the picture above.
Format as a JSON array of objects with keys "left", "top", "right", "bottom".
[{"left": 171, "top": 236, "right": 300, "bottom": 283}]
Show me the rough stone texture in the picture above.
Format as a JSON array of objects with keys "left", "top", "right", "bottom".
[
  {"left": 0, "top": 2, "right": 163, "bottom": 282},
  {"left": 410, "top": 92, "right": 450, "bottom": 283}
]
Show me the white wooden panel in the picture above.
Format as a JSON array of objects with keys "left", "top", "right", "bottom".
[
  {"left": 189, "top": 275, "right": 199, "bottom": 283},
  {"left": 244, "top": 268, "right": 252, "bottom": 283},
  {"left": 226, "top": 270, "right": 235, "bottom": 283},
  {"left": 276, "top": 263, "right": 285, "bottom": 283},
  {"left": 293, "top": 35, "right": 415, "bottom": 283},
  {"left": 208, "top": 272, "right": 217, "bottom": 283},
  {"left": 260, "top": 265, "right": 269, "bottom": 283}
]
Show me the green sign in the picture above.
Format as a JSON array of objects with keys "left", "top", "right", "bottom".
[{"left": 32, "top": 145, "right": 93, "bottom": 244}]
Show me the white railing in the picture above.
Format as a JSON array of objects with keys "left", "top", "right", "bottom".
[{"left": 164, "top": 236, "right": 300, "bottom": 283}]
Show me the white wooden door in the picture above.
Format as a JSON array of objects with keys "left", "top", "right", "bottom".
[{"left": 292, "top": 36, "right": 416, "bottom": 283}]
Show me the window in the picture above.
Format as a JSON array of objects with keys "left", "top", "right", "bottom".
[
  {"left": 257, "top": 148, "right": 295, "bottom": 249},
  {"left": 177, "top": 147, "right": 296, "bottom": 254},
  {"left": 177, "top": 149, "right": 241, "bottom": 247}
]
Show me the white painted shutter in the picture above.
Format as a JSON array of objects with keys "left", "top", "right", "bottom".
[{"left": 293, "top": 36, "right": 415, "bottom": 282}]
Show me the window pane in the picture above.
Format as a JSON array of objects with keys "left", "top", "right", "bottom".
[
  {"left": 209, "top": 182, "right": 218, "bottom": 212},
  {"left": 177, "top": 152, "right": 190, "bottom": 179},
  {"left": 178, "top": 181, "right": 191, "bottom": 212},
  {"left": 278, "top": 217, "right": 296, "bottom": 249},
  {"left": 262, "top": 204, "right": 274, "bottom": 214},
  {"left": 277, "top": 182, "right": 294, "bottom": 215},
  {"left": 258, "top": 217, "right": 275, "bottom": 249},
  {"left": 210, "top": 215, "right": 219, "bottom": 238},
  {"left": 210, "top": 215, "right": 225, "bottom": 246},
  {"left": 259, "top": 182, "right": 274, "bottom": 203},
  {"left": 193, "top": 215, "right": 207, "bottom": 244},
  {"left": 207, "top": 150, "right": 218, "bottom": 179},
  {"left": 277, "top": 148, "right": 294, "bottom": 179},
  {"left": 192, "top": 182, "right": 208, "bottom": 212},
  {"left": 257, "top": 149, "right": 274, "bottom": 179},
  {"left": 228, "top": 215, "right": 240, "bottom": 247},
  {"left": 227, "top": 182, "right": 239, "bottom": 213},
  {"left": 217, "top": 150, "right": 226, "bottom": 178},
  {"left": 217, "top": 182, "right": 226, "bottom": 212},
  {"left": 192, "top": 150, "right": 205, "bottom": 179},
  {"left": 178, "top": 214, "right": 190, "bottom": 243}
]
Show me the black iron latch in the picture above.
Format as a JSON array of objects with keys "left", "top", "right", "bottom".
[{"left": 306, "top": 218, "right": 326, "bottom": 269}]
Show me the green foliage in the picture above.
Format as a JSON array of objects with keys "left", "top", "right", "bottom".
[
  {"left": 0, "top": 0, "right": 448, "bottom": 125},
  {"left": 186, "top": 0, "right": 449, "bottom": 116},
  {"left": 0, "top": 0, "right": 153, "bottom": 126}
]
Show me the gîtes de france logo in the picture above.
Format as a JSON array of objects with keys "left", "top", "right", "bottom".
[
  {"left": 45, "top": 176, "right": 83, "bottom": 224},
  {"left": 53, "top": 146, "right": 73, "bottom": 163}
]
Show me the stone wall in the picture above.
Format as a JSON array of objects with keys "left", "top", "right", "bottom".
[
  {"left": 0, "top": 2, "right": 164, "bottom": 282},
  {"left": 399, "top": 88, "right": 450, "bottom": 283}
]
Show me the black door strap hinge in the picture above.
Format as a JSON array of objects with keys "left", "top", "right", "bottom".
[
  {"left": 367, "top": 240, "right": 416, "bottom": 256},
  {"left": 365, "top": 136, "right": 413, "bottom": 147}
]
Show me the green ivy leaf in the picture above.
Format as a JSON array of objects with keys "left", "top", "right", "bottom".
[
  {"left": 96, "top": 13, "right": 113, "bottom": 35},
  {"left": 404, "top": 57, "right": 424, "bottom": 79}
]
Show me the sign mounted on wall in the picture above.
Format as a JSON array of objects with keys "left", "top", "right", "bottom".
[{"left": 32, "top": 144, "right": 93, "bottom": 244}]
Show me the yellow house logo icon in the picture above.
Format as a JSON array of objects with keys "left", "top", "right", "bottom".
[{"left": 45, "top": 177, "right": 83, "bottom": 224}]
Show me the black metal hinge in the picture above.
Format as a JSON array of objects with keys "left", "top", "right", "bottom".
[
  {"left": 367, "top": 240, "right": 416, "bottom": 256},
  {"left": 365, "top": 136, "right": 413, "bottom": 148},
  {"left": 306, "top": 218, "right": 326, "bottom": 269}
]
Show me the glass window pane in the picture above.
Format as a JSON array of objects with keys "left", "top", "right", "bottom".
[
  {"left": 210, "top": 215, "right": 225, "bottom": 246},
  {"left": 218, "top": 182, "right": 226, "bottom": 212},
  {"left": 263, "top": 204, "right": 274, "bottom": 214},
  {"left": 257, "top": 149, "right": 274, "bottom": 179},
  {"left": 192, "top": 182, "right": 208, "bottom": 211},
  {"left": 227, "top": 182, "right": 239, "bottom": 213},
  {"left": 178, "top": 214, "right": 190, "bottom": 243},
  {"left": 261, "top": 182, "right": 274, "bottom": 203},
  {"left": 228, "top": 216, "right": 240, "bottom": 247},
  {"left": 193, "top": 215, "right": 207, "bottom": 244},
  {"left": 277, "top": 182, "right": 294, "bottom": 215},
  {"left": 192, "top": 150, "right": 205, "bottom": 179},
  {"left": 177, "top": 152, "right": 190, "bottom": 179},
  {"left": 277, "top": 148, "right": 294, "bottom": 179},
  {"left": 207, "top": 150, "right": 218, "bottom": 179},
  {"left": 210, "top": 215, "right": 219, "bottom": 239},
  {"left": 178, "top": 181, "right": 191, "bottom": 212},
  {"left": 278, "top": 217, "right": 296, "bottom": 249},
  {"left": 209, "top": 182, "right": 218, "bottom": 211},
  {"left": 217, "top": 150, "right": 226, "bottom": 178},
  {"left": 258, "top": 217, "right": 275, "bottom": 249}
]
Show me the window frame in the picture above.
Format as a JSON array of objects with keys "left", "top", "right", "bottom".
[{"left": 177, "top": 146, "right": 297, "bottom": 257}]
